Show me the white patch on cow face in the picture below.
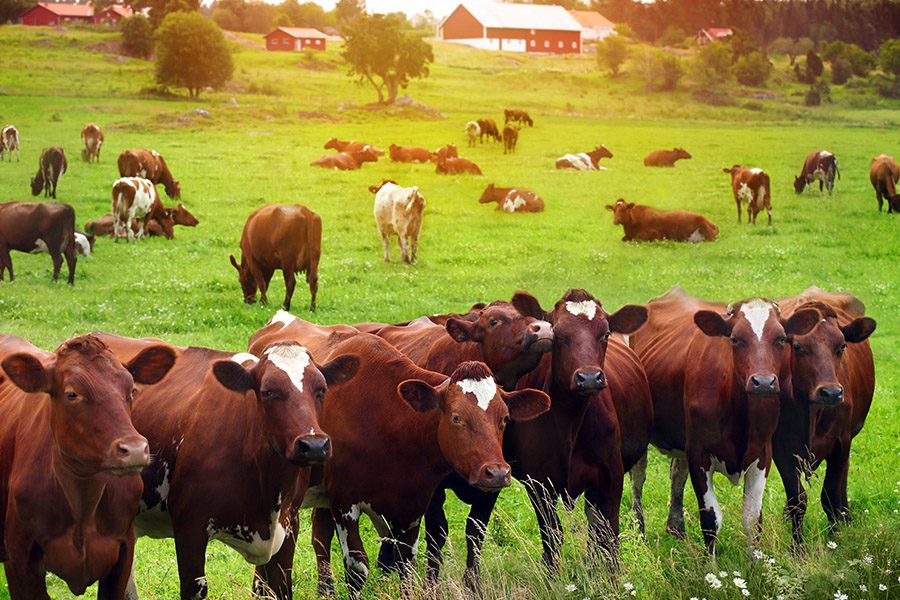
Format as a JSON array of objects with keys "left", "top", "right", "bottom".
[
  {"left": 457, "top": 377, "right": 497, "bottom": 411},
  {"left": 231, "top": 352, "right": 259, "bottom": 365},
  {"left": 702, "top": 468, "right": 723, "bottom": 533},
  {"left": 688, "top": 229, "right": 704, "bottom": 243},
  {"left": 74, "top": 232, "right": 91, "bottom": 256},
  {"left": 740, "top": 299, "right": 774, "bottom": 341},
  {"left": 269, "top": 309, "right": 297, "bottom": 329},
  {"left": 565, "top": 300, "right": 597, "bottom": 320},
  {"left": 741, "top": 459, "right": 767, "bottom": 541},
  {"left": 264, "top": 344, "right": 311, "bottom": 392}
]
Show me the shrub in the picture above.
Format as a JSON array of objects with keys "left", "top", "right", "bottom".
[
  {"left": 733, "top": 51, "right": 772, "bottom": 87},
  {"left": 155, "top": 12, "right": 233, "bottom": 99},
  {"left": 879, "top": 39, "right": 900, "bottom": 79},
  {"left": 805, "top": 87, "right": 821, "bottom": 106},
  {"left": 831, "top": 58, "right": 851, "bottom": 85},
  {"left": 807, "top": 50, "right": 824, "bottom": 77},
  {"left": 657, "top": 26, "right": 686, "bottom": 48},
  {"left": 822, "top": 41, "right": 874, "bottom": 77},
  {"left": 596, "top": 35, "right": 628, "bottom": 77},
  {"left": 768, "top": 37, "right": 814, "bottom": 66},
  {"left": 693, "top": 41, "right": 732, "bottom": 87},
  {"left": 637, "top": 49, "right": 682, "bottom": 92},
  {"left": 120, "top": 14, "right": 154, "bottom": 59}
]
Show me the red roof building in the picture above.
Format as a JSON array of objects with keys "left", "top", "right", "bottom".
[
  {"left": 264, "top": 27, "right": 327, "bottom": 52},
  {"left": 696, "top": 28, "right": 733, "bottom": 45},
  {"left": 22, "top": 2, "right": 94, "bottom": 26},
  {"left": 94, "top": 4, "right": 134, "bottom": 24},
  {"left": 569, "top": 10, "right": 615, "bottom": 41}
]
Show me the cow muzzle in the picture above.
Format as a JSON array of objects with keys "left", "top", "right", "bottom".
[
  {"left": 523, "top": 320, "right": 554, "bottom": 354},
  {"left": 105, "top": 434, "right": 151, "bottom": 475},
  {"left": 472, "top": 462, "right": 511, "bottom": 492},
  {"left": 573, "top": 368, "right": 606, "bottom": 393},
  {"left": 289, "top": 433, "right": 331, "bottom": 466},
  {"left": 812, "top": 385, "right": 844, "bottom": 407},
  {"left": 746, "top": 374, "right": 779, "bottom": 395}
]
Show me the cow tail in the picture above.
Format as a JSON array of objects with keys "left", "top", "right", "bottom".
[
  {"left": 307, "top": 214, "right": 323, "bottom": 274},
  {"left": 60, "top": 153, "right": 67, "bottom": 176},
  {"left": 835, "top": 159, "right": 841, "bottom": 180}
]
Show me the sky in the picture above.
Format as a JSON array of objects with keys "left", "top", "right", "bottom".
[{"left": 307, "top": 1, "right": 461, "bottom": 19}]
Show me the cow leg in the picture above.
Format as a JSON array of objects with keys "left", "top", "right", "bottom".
[
  {"left": 308, "top": 265, "right": 318, "bottom": 312},
  {"left": 422, "top": 486, "right": 447, "bottom": 586},
  {"left": 688, "top": 453, "right": 720, "bottom": 554},
  {"left": 312, "top": 508, "right": 337, "bottom": 598},
  {"left": 282, "top": 268, "right": 296, "bottom": 312},
  {"left": 333, "top": 508, "right": 369, "bottom": 599},
  {"left": 410, "top": 232, "right": 419, "bottom": 263},
  {"left": 876, "top": 190, "right": 883, "bottom": 212},
  {"left": 50, "top": 250, "right": 63, "bottom": 282},
  {"left": 97, "top": 540, "right": 135, "bottom": 600},
  {"left": 462, "top": 490, "right": 500, "bottom": 595},
  {"left": 0, "top": 242, "right": 12, "bottom": 281},
  {"left": 393, "top": 523, "right": 422, "bottom": 598},
  {"left": 253, "top": 511, "right": 298, "bottom": 600},
  {"left": 766, "top": 205, "right": 772, "bottom": 226},
  {"left": 173, "top": 526, "right": 210, "bottom": 600},
  {"left": 381, "top": 231, "right": 391, "bottom": 262},
  {"left": 64, "top": 238, "right": 76, "bottom": 285},
  {"left": 256, "top": 267, "right": 273, "bottom": 306},
  {"left": 398, "top": 235, "right": 410, "bottom": 264},
  {"left": 3, "top": 563, "right": 53, "bottom": 600},
  {"left": 741, "top": 461, "right": 768, "bottom": 547},
  {"left": 584, "top": 482, "right": 621, "bottom": 571},
  {"left": 735, "top": 201, "right": 741, "bottom": 223},
  {"left": 773, "top": 450, "right": 807, "bottom": 547},
  {"left": 629, "top": 452, "right": 648, "bottom": 537},
  {"left": 525, "top": 479, "right": 563, "bottom": 576},
  {"left": 666, "top": 457, "right": 689, "bottom": 538},
  {"left": 822, "top": 441, "right": 851, "bottom": 529}
]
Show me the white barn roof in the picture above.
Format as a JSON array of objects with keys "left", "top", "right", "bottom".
[{"left": 446, "top": 1, "right": 583, "bottom": 32}]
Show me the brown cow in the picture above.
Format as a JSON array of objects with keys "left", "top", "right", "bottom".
[
  {"left": 0, "top": 201, "right": 77, "bottom": 284},
  {"left": 476, "top": 118, "right": 501, "bottom": 142},
  {"left": 230, "top": 204, "right": 321, "bottom": 311},
  {"left": 555, "top": 145, "right": 613, "bottom": 170},
  {"left": 324, "top": 137, "right": 384, "bottom": 156},
  {"left": 112, "top": 177, "right": 169, "bottom": 242},
  {"left": 30, "top": 146, "right": 67, "bottom": 199},
  {"left": 631, "top": 287, "right": 818, "bottom": 552},
  {"left": 118, "top": 149, "right": 181, "bottom": 200},
  {"left": 86, "top": 205, "right": 198, "bottom": 239},
  {"left": 430, "top": 143, "right": 459, "bottom": 162},
  {"left": 248, "top": 309, "right": 361, "bottom": 360},
  {"left": 643, "top": 147, "right": 692, "bottom": 167},
  {"left": 307, "top": 335, "right": 549, "bottom": 598},
  {"left": 0, "top": 334, "right": 175, "bottom": 600},
  {"left": 95, "top": 333, "right": 358, "bottom": 600},
  {"left": 869, "top": 154, "right": 900, "bottom": 213},
  {"left": 310, "top": 146, "right": 380, "bottom": 170},
  {"left": 435, "top": 145, "right": 482, "bottom": 175},
  {"left": 502, "top": 124, "right": 519, "bottom": 154},
  {"left": 388, "top": 144, "right": 434, "bottom": 163},
  {"left": 504, "top": 108, "right": 533, "bottom": 127},
  {"left": 479, "top": 184, "right": 544, "bottom": 213},
  {"left": 773, "top": 288, "right": 876, "bottom": 546},
  {"left": 724, "top": 165, "right": 772, "bottom": 225},
  {"left": 605, "top": 199, "right": 718, "bottom": 243},
  {"left": 794, "top": 150, "right": 840, "bottom": 195},
  {"left": 81, "top": 123, "right": 104, "bottom": 163}
]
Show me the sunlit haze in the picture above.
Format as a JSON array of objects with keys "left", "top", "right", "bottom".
[{"left": 279, "top": 0, "right": 460, "bottom": 19}]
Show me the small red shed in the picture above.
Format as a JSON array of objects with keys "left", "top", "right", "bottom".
[
  {"left": 264, "top": 27, "right": 327, "bottom": 52},
  {"left": 21, "top": 2, "right": 94, "bottom": 26},
  {"left": 94, "top": 4, "right": 134, "bottom": 25}
]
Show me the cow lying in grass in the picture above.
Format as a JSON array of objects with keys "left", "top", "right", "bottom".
[
  {"left": 605, "top": 199, "right": 718, "bottom": 243},
  {"left": 479, "top": 184, "right": 543, "bottom": 213}
]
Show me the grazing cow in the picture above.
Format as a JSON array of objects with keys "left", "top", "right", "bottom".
[
  {"left": 81, "top": 123, "right": 104, "bottom": 163},
  {"left": 323, "top": 137, "right": 384, "bottom": 155},
  {"left": 0, "top": 201, "right": 77, "bottom": 284},
  {"left": 0, "top": 124, "right": 19, "bottom": 161},
  {"left": 631, "top": 287, "right": 818, "bottom": 552},
  {"left": 87, "top": 205, "right": 198, "bottom": 239},
  {"left": 372, "top": 181, "right": 426, "bottom": 263},
  {"left": 724, "top": 165, "right": 772, "bottom": 225},
  {"left": 773, "top": 288, "right": 876, "bottom": 546},
  {"left": 869, "top": 154, "right": 900, "bottom": 213},
  {"left": 30, "top": 146, "right": 67, "bottom": 198},
  {"left": 117, "top": 149, "right": 181, "bottom": 200},
  {"left": 311, "top": 147, "right": 379, "bottom": 170},
  {"left": 307, "top": 334, "right": 550, "bottom": 598},
  {"left": 605, "top": 199, "right": 718, "bottom": 243},
  {"left": 112, "top": 177, "right": 167, "bottom": 242},
  {"left": 231, "top": 204, "right": 321, "bottom": 312},
  {"left": 504, "top": 108, "right": 533, "bottom": 127},
  {"left": 479, "top": 183, "right": 544, "bottom": 213},
  {"left": 0, "top": 334, "right": 175, "bottom": 600},
  {"left": 502, "top": 124, "right": 519, "bottom": 154},
  {"left": 476, "top": 118, "right": 502, "bottom": 143},
  {"left": 94, "top": 333, "right": 358, "bottom": 600},
  {"left": 643, "top": 148, "right": 692, "bottom": 167},
  {"left": 465, "top": 121, "right": 480, "bottom": 147},
  {"left": 555, "top": 145, "right": 613, "bottom": 170},
  {"left": 388, "top": 144, "right": 434, "bottom": 163},
  {"left": 794, "top": 150, "right": 840, "bottom": 195},
  {"left": 435, "top": 146, "right": 482, "bottom": 175}
]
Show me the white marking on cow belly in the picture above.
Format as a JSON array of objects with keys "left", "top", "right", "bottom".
[
  {"left": 457, "top": 377, "right": 497, "bottom": 411},
  {"left": 265, "top": 344, "right": 311, "bottom": 392},
  {"left": 565, "top": 300, "right": 597, "bottom": 320},
  {"left": 230, "top": 352, "right": 258, "bottom": 365},
  {"left": 502, "top": 195, "right": 526, "bottom": 212},
  {"left": 702, "top": 468, "right": 723, "bottom": 533},
  {"left": 688, "top": 229, "right": 704, "bottom": 243},
  {"left": 741, "top": 459, "right": 767, "bottom": 539},
  {"left": 269, "top": 308, "right": 297, "bottom": 329},
  {"left": 739, "top": 299, "right": 772, "bottom": 341},
  {"left": 74, "top": 232, "right": 91, "bottom": 256},
  {"left": 207, "top": 495, "right": 287, "bottom": 565},
  {"left": 32, "top": 239, "right": 49, "bottom": 254}
]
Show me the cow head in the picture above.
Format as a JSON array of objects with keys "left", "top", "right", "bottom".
[
  {"left": 324, "top": 137, "right": 340, "bottom": 150},
  {"left": 1, "top": 335, "right": 175, "bottom": 477},
  {"left": 693, "top": 299, "right": 819, "bottom": 396},
  {"left": 435, "top": 145, "right": 458, "bottom": 162},
  {"left": 723, "top": 165, "right": 743, "bottom": 180},
  {"left": 590, "top": 145, "right": 613, "bottom": 164},
  {"left": 479, "top": 184, "right": 500, "bottom": 203},
  {"left": 212, "top": 343, "right": 358, "bottom": 466},
  {"left": 351, "top": 146, "right": 379, "bottom": 165},
  {"left": 605, "top": 198, "right": 635, "bottom": 226},
  {"left": 675, "top": 148, "right": 692, "bottom": 160},
  {"left": 169, "top": 204, "right": 199, "bottom": 227},
  {"left": 164, "top": 180, "right": 181, "bottom": 200},
  {"left": 793, "top": 175, "right": 808, "bottom": 194},
  {"left": 524, "top": 114, "right": 533, "bottom": 127},
  {"left": 368, "top": 179, "right": 397, "bottom": 194},
  {"left": 230, "top": 254, "right": 258, "bottom": 304},
  {"left": 398, "top": 361, "right": 549, "bottom": 491},
  {"left": 786, "top": 302, "right": 875, "bottom": 407},
  {"left": 445, "top": 292, "right": 554, "bottom": 390},
  {"left": 30, "top": 171, "right": 44, "bottom": 196}
]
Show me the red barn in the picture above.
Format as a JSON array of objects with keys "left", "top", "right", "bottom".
[
  {"left": 439, "top": 0, "right": 582, "bottom": 54},
  {"left": 93, "top": 3, "right": 134, "bottom": 25},
  {"left": 21, "top": 2, "right": 94, "bottom": 26},
  {"left": 264, "top": 27, "right": 327, "bottom": 52}
]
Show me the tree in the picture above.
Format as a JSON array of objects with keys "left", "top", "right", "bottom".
[
  {"left": 155, "top": 12, "right": 233, "bottom": 99},
  {"left": 830, "top": 58, "right": 851, "bottom": 85},
  {"left": 657, "top": 25, "right": 686, "bottom": 48},
  {"left": 733, "top": 51, "right": 772, "bottom": 86},
  {"left": 137, "top": 0, "right": 201, "bottom": 27},
  {"left": 596, "top": 34, "right": 628, "bottom": 77},
  {"left": 636, "top": 49, "right": 682, "bottom": 92},
  {"left": 768, "top": 37, "right": 814, "bottom": 66},
  {"left": 1, "top": 0, "right": 36, "bottom": 24},
  {"left": 806, "top": 50, "right": 824, "bottom": 77},
  {"left": 342, "top": 13, "right": 433, "bottom": 104},
  {"left": 878, "top": 39, "right": 900, "bottom": 79},
  {"left": 334, "top": 0, "right": 363, "bottom": 28},
  {"left": 693, "top": 40, "right": 732, "bottom": 87},
  {"left": 121, "top": 14, "right": 154, "bottom": 59}
]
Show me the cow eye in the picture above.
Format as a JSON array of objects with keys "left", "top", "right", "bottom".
[
  {"left": 451, "top": 413, "right": 463, "bottom": 426},
  {"left": 792, "top": 342, "right": 804, "bottom": 354},
  {"left": 489, "top": 319, "right": 499, "bottom": 327},
  {"left": 603, "top": 331, "right": 612, "bottom": 340},
  {"left": 730, "top": 336, "right": 741, "bottom": 346},
  {"left": 315, "top": 388, "right": 326, "bottom": 402},
  {"left": 261, "top": 389, "right": 276, "bottom": 401},
  {"left": 836, "top": 344, "right": 847, "bottom": 357},
  {"left": 65, "top": 391, "right": 79, "bottom": 402},
  {"left": 775, "top": 336, "right": 787, "bottom": 347}
]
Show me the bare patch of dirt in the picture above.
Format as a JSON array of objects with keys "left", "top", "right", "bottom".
[{"left": 297, "top": 111, "right": 339, "bottom": 122}]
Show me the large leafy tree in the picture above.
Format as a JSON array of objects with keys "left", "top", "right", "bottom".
[
  {"left": 1, "top": 0, "right": 36, "bottom": 24},
  {"left": 342, "top": 13, "right": 433, "bottom": 104},
  {"left": 155, "top": 12, "right": 233, "bottom": 99}
]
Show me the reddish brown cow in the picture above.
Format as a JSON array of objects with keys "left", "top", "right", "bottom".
[
  {"left": 85, "top": 205, "right": 198, "bottom": 239},
  {"left": 81, "top": 123, "right": 104, "bottom": 163},
  {"left": 794, "top": 150, "right": 840, "bottom": 195},
  {"left": 310, "top": 147, "right": 380, "bottom": 170},
  {"left": 0, "top": 201, "right": 77, "bottom": 284},
  {"left": 504, "top": 109, "right": 533, "bottom": 127},
  {"left": 643, "top": 148, "right": 692, "bottom": 167},
  {"left": 631, "top": 287, "right": 818, "bottom": 552},
  {"left": 430, "top": 144, "right": 459, "bottom": 162},
  {"left": 323, "top": 137, "right": 384, "bottom": 156},
  {"left": 773, "top": 288, "right": 876, "bottom": 546},
  {"left": 724, "top": 165, "right": 772, "bottom": 225},
  {"left": 96, "top": 333, "right": 358, "bottom": 600},
  {"left": 605, "top": 199, "right": 718, "bottom": 242},
  {"left": 230, "top": 204, "right": 321, "bottom": 311},
  {"left": 476, "top": 118, "right": 501, "bottom": 143},
  {"left": 479, "top": 183, "right": 544, "bottom": 213},
  {"left": 248, "top": 310, "right": 360, "bottom": 360},
  {"left": 0, "top": 334, "right": 175, "bottom": 600},
  {"left": 502, "top": 125, "right": 519, "bottom": 154},
  {"left": 307, "top": 334, "right": 549, "bottom": 598},
  {"left": 869, "top": 154, "right": 900, "bottom": 213},
  {"left": 388, "top": 144, "right": 434, "bottom": 163},
  {"left": 118, "top": 149, "right": 181, "bottom": 200},
  {"left": 31, "top": 146, "right": 67, "bottom": 199},
  {"left": 435, "top": 145, "right": 482, "bottom": 175},
  {"left": 555, "top": 145, "right": 613, "bottom": 170}
]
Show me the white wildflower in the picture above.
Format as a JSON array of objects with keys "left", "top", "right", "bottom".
[
  {"left": 706, "top": 574, "right": 717, "bottom": 584},
  {"left": 565, "top": 584, "right": 577, "bottom": 593},
  {"left": 864, "top": 555, "right": 874, "bottom": 565},
  {"left": 860, "top": 584, "right": 868, "bottom": 592},
  {"left": 768, "top": 558, "right": 776, "bottom": 565},
  {"left": 719, "top": 571, "right": 728, "bottom": 578},
  {"left": 624, "top": 582, "right": 634, "bottom": 591},
  {"left": 733, "top": 571, "right": 742, "bottom": 577},
  {"left": 834, "top": 591, "right": 848, "bottom": 600},
  {"left": 753, "top": 549, "right": 764, "bottom": 559},
  {"left": 741, "top": 590, "right": 750, "bottom": 597},
  {"left": 879, "top": 584, "right": 887, "bottom": 591},
  {"left": 827, "top": 541, "right": 838, "bottom": 549},
  {"left": 733, "top": 577, "right": 747, "bottom": 589}
]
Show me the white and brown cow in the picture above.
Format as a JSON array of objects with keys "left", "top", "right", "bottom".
[
  {"left": 1, "top": 125, "right": 19, "bottom": 162},
  {"left": 81, "top": 123, "right": 104, "bottom": 163},
  {"left": 112, "top": 177, "right": 166, "bottom": 242},
  {"left": 724, "top": 165, "right": 772, "bottom": 226},
  {"left": 465, "top": 121, "right": 480, "bottom": 148},
  {"left": 794, "top": 150, "right": 839, "bottom": 195},
  {"left": 479, "top": 184, "right": 544, "bottom": 213},
  {"left": 555, "top": 145, "right": 613, "bottom": 171},
  {"left": 372, "top": 181, "right": 425, "bottom": 263}
]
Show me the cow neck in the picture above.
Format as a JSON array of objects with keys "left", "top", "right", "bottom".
[
  {"left": 546, "top": 358, "right": 592, "bottom": 465},
  {"left": 51, "top": 444, "right": 107, "bottom": 552},
  {"left": 401, "top": 371, "right": 453, "bottom": 480}
]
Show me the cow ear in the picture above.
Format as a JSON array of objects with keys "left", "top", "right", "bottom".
[
  {"left": 841, "top": 317, "right": 876, "bottom": 343},
  {"left": 229, "top": 255, "right": 241, "bottom": 272},
  {"left": 1, "top": 354, "right": 52, "bottom": 393},
  {"left": 212, "top": 360, "right": 257, "bottom": 393},
  {"left": 511, "top": 291, "right": 546, "bottom": 320},
  {"left": 501, "top": 388, "right": 550, "bottom": 421},
  {"left": 783, "top": 309, "right": 819, "bottom": 337},
  {"left": 627, "top": 203, "right": 636, "bottom": 210},
  {"left": 398, "top": 379, "right": 440, "bottom": 413},
  {"left": 694, "top": 311, "right": 732, "bottom": 337},
  {"left": 319, "top": 354, "right": 359, "bottom": 386},
  {"left": 126, "top": 346, "right": 176, "bottom": 385},
  {"left": 605, "top": 204, "right": 614, "bottom": 211},
  {"left": 723, "top": 167, "right": 731, "bottom": 173},
  {"left": 447, "top": 318, "right": 481, "bottom": 343},
  {"left": 609, "top": 304, "right": 648, "bottom": 334}
]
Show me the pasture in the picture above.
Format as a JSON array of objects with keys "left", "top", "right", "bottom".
[{"left": 0, "top": 26, "right": 898, "bottom": 599}]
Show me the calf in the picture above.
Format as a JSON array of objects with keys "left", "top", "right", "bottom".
[
  {"left": 81, "top": 123, "right": 104, "bottom": 163},
  {"left": 556, "top": 145, "right": 613, "bottom": 170},
  {"left": 479, "top": 183, "right": 543, "bottom": 213},
  {"left": 324, "top": 137, "right": 384, "bottom": 155},
  {"left": 372, "top": 181, "right": 425, "bottom": 263},
  {"left": 435, "top": 145, "right": 482, "bottom": 175},
  {"left": 30, "top": 146, "right": 67, "bottom": 198},
  {"left": 112, "top": 177, "right": 167, "bottom": 242},
  {"left": 118, "top": 148, "right": 181, "bottom": 199},
  {"left": 502, "top": 124, "right": 519, "bottom": 154},
  {"left": 0, "top": 201, "right": 77, "bottom": 284},
  {"left": 86, "top": 205, "right": 198, "bottom": 239},
  {"left": 28, "top": 230, "right": 93, "bottom": 258},
  {"left": 631, "top": 287, "right": 818, "bottom": 552},
  {"left": 794, "top": 150, "right": 839, "bottom": 195},
  {"left": 0, "top": 334, "right": 175, "bottom": 600},
  {"left": 605, "top": 199, "right": 718, "bottom": 242},
  {"left": 504, "top": 108, "right": 533, "bottom": 127},
  {"left": 311, "top": 147, "right": 379, "bottom": 170},
  {"left": 724, "top": 164, "right": 772, "bottom": 225},
  {"left": 230, "top": 204, "right": 321, "bottom": 311},
  {"left": 388, "top": 143, "right": 434, "bottom": 163},
  {"left": 869, "top": 154, "right": 900, "bottom": 213},
  {"left": 643, "top": 147, "right": 692, "bottom": 167},
  {"left": 476, "top": 118, "right": 501, "bottom": 142},
  {"left": 1, "top": 124, "right": 19, "bottom": 161},
  {"left": 465, "top": 121, "right": 480, "bottom": 147}
]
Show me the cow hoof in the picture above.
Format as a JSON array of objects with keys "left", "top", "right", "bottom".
[{"left": 665, "top": 524, "right": 686, "bottom": 539}]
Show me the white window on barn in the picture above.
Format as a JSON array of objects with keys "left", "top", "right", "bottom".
[
  {"left": 530, "top": 39, "right": 535, "bottom": 47},
  {"left": 530, "top": 29, "right": 535, "bottom": 35},
  {"left": 572, "top": 41, "right": 577, "bottom": 49},
  {"left": 544, "top": 40, "right": 549, "bottom": 48},
  {"left": 558, "top": 41, "right": 563, "bottom": 48}
]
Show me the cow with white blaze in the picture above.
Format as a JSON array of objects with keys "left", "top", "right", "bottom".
[{"left": 724, "top": 165, "right": 772, "bottom": 226}]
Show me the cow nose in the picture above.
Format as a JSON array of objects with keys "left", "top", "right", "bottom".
[
  {"left": 524, "top": 321, "right": 554, "bottom": 353},
  {"left": 816, "top": 386, "right": 844, "bottom": 406},
  {"left": 481, "top": 463, "right": 511, "bottom": 489},
  {"left": 575, "top": 369, "right": 606, "bottom": 392},
  {"left": 111, "top": 436, "right": 150, "bottom": 472},
  {"left": 748, "top": 374, "right": 779, "bottom": 395},
  {"left": 291, "top": 434, "right": 331, "bottom": 465}
]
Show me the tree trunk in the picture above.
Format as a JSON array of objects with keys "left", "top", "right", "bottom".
[
  {"left": 386, "top": 77, "right": 399, "bottom": 104},
  {"left": 364, "top": 73, "right": 385, "bottom": 103}
]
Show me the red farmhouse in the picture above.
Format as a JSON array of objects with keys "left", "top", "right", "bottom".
[
  {"left": 93, "top": 4, "right": 134, "bottom": 25},
  {"left": 440, "top": 1, "right": 582, "bottom": 54},
  {"left": 264, "top": 27, "right": 327, "bottom": 52},
  {"left": 21, "top": 2, "right": 93, "bottom": 26}
]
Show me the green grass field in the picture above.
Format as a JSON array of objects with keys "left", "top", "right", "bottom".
[{"left": 0, "top": 25, "right": 898, "bottom": 599}]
